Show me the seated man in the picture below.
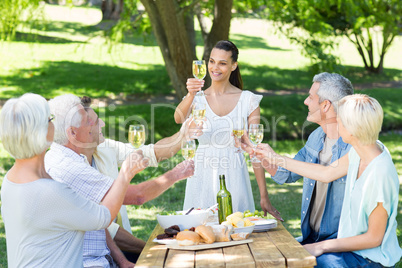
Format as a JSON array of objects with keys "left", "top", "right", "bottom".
[
  {"left": 240, "top": 73, "right": 354, "bottom": 244},
  {"left": 81, "top": 96, "right": 202, "bottom": 263},
  {"left": 45, "top": 94, "right": 201, "bottom": 267}
]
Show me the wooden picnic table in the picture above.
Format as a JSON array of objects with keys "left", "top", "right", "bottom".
[{"left": 136, "top": 221, "right": 316, "bottom": 267}]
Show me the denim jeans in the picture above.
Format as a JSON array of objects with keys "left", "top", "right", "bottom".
[{"left": 316, "top": 252, "right": 388, "bottom": 268}]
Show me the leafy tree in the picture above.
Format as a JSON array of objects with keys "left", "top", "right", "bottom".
[
  {"left": 265, "top": 0, "right": 402, "bottom": 74},
  {"left": 106, "top": 0, "right": 234, "bottom": 100},
  {"left": 0, "top": 0, "right": 42, "bottom": 41}
]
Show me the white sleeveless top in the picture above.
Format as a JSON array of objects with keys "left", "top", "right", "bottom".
[{"left": 183, "top": 90, "right": 262, "bottom": 212}]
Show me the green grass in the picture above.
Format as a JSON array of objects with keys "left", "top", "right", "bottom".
[{"left": 0, "top": 3, "right": 401, "bottom": 267}]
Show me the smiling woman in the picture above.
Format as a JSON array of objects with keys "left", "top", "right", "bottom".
[{"left": 173, "top": 40, "right": 283, "bottom": 222}]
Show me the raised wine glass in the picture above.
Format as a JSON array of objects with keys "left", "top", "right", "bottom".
[
  {"left": 128, "top": 124, "right": 146, "bottom": 149},
  {"left": 192, "top": 102, "right": 206, "bottom": 126},
  {"left": 181, "top": 140, "right": 196, "bottom": 160},
  {"left": 233, "top": 117, "right": 245, "bottom": 153},
  {"left": 248, "top": 124, "right": 264, "bottom": 162},
  {"left": 192, "top": 60, "right": 207, "bottom": 97}
]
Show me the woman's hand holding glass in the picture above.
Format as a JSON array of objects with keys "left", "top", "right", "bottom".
[
  {"left": 181, "top": 140, "right": 196, "bottom": 160},
  {"left": 128, "top": 124, "right": 146, "bottom": 149}
]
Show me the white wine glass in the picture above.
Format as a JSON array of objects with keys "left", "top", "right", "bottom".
[
  {"left": 249, "top": 124, "right": 264, "bottom": 162},
  {"left": 181, "top": 140, "right": 196, "bottom": 160},
  {"left": 192, "top": 102, "right": 206, "bottom": 126},
  {"left": 233, "top": 117, "right": 245, "bottom": 153},
  {"left": 192, "top": 60, "right": 206, "bottom": 97},
  {"left": 128, "top": 124, "right": 146, "bottom": 149}
]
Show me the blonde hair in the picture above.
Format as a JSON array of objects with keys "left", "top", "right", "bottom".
[
  {"left": 0, "top": 93, "right": 51, "bottom": 159},
  {"left": 338, "top": 94, "right": 383, "bottom": 145}
]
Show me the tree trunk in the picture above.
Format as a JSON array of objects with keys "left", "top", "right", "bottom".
[
  {"left": 102, "top": 0, "right": 123, "bottom": 20},
  {"left": 141, "top": 0, "right": 196, "bottom": 100},
  {"left": 140, "top": 0, "right": 233, "bottom": 100}
]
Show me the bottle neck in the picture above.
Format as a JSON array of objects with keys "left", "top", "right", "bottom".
[{"left": 219, "top": 175, "right": 227, "bottom": 190}]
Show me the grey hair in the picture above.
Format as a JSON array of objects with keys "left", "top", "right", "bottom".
[
  {"left": 48, "top": 94, "right": 83, "bottom": 145},
  {"left": 313, "top": 72, "right": 354, "bottom": 111},
  {"left": 0, "top": 93, "right": 51, "bottom": 159}
]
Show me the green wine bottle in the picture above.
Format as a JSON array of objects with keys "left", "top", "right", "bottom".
[{"left": 217, "top": 175, "right": 233, "bottom": 224}]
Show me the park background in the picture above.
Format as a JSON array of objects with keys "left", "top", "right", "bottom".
[{"left": 0, "top": 1, "right": 401, "bottom": 267}]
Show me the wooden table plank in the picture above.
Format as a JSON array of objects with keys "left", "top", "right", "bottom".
[
  {"left": 248, "top": 232, "right": 286, "bottom": 268},
  {"left": 195, "top": 248, "right": 225, "bottom": 268},
  {"left": 267, "top": 222, "right": 316, "bottom": 268},
  {"left": 223, "top": 244, "right": 255, "bottom": 268},
  {"left": 136, "top": 224, "right": 168, "bottom": 268},
  {"left": 165, "top": 249, "right": 195, "bottom": 268}
]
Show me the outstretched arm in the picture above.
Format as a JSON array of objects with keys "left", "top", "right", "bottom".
[
  {"left": 123, "top": 160, "right": 195, "bottom": 205},
  {"left": 254, "top": 144, "right": 349, "bottom": 183},
  {"left": 101, "top": 151, "right": 148, "bottom": 223},
  {"left": 153, "top": 118, "right": 203, "bottom": 162}
]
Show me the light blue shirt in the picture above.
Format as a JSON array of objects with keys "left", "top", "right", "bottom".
[
  {"left": 272, "top": 127, "right": 351, "bottom": 242},
  {"left": 338, "top": 142, "right": 402, "bottom": 266}
]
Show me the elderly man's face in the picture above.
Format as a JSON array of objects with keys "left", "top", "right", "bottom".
[
  {"left": 72, "top": 105, "right": 97, "bottom": 148},
  {"left": 87, "top": 108, "right": 105, "bottom": 146}
]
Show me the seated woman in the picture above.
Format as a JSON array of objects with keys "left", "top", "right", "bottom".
[
  {"left": 0, "top": 93, "right": 147, "bottom": 267},
  {"left": 239, "top": 94, "right": 401, "bottom": 267}
]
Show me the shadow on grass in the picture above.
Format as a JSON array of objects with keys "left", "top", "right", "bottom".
[
  {"left": 0, "top": 61, "right": 172, "bottom": 99},
  {"left": 232, "top": 34, "right": 291, "bottom": 51},
  {"left": 14, "top": 31, "right": 84, "bottom": 44}
]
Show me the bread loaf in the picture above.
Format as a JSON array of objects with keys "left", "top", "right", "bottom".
[
  {"left": 230, "top": 232, "right": 250, "bottom": 241},
  {"left": 176, "top": 231, "right": 201, "bottom": 246},
  {"left": 195, "top": 225, "right": 215, "bottom": 244}
]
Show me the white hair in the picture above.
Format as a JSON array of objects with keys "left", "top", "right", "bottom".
[
  {"left": 48, "top": 94, "right": 83, "bottom": 145},
  {"left": 338, "top": 94, "right": 383, "bottom": 145},
  {"left": 0, "top": 93, "right": 51, "bottom": 159},
  {"left": 313, "top": 72, "right": 354, "bottom": 111}
]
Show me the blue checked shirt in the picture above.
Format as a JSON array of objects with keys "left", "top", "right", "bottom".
[{"left": 45, "top": 143, "right": 114, "bottom": 267}]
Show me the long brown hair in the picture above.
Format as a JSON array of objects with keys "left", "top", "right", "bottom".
[{"left": 213, "top": 40, "right": 243, "bottom": 90}]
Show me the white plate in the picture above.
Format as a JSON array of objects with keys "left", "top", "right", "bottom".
[
  {"left": 246, "top": 217, "right": 276, "bottom": 225},
  {"left": 152, "top": 238, "right": 178, "bottom": 245}
]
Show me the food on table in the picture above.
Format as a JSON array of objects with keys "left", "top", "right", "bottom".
[
  {"left": 195, "top": 225, "right": 215, "bottom": 244},
  {"left": 176, "top": 231, "right": 201, "bottom": 246},
  {"left": 211, "top": 225, "right": 234, "bottom": 242},
  {"left": 231, "top": 232, "right": 250, "bottom": 241},
  {"left": 243, "top": 219, "right": 254, "bottom": 227},
  {"left": 244, "top": 209, "right": 265, "bottom": 218},
  {"left": 229, "top": 211, "right": 244, "bottom": 219},
  {"left": 227, "top": 216, "right": 245, "bottom": 228},
  {"left": 156, "top": 225, "right": 181, "bottom": 240}
]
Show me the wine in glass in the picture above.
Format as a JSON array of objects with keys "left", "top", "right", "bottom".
[
  {"left": 192, "top": 102, "right": 206, "bottom": 126},
  {"left": 128, "top": 124, "right": 146, "bottom": 149},
  {"left": 233, "top": 118, "right": 245, "bottom": 153},
  {"left": 181, "top": 140, "right": 196, "bottom": 160},
  {"left": 192, "top": 60, "right": 207, "bottom": 96},
  {"left": 249, "top": 124, "right": 264, "bottom": 162}
]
